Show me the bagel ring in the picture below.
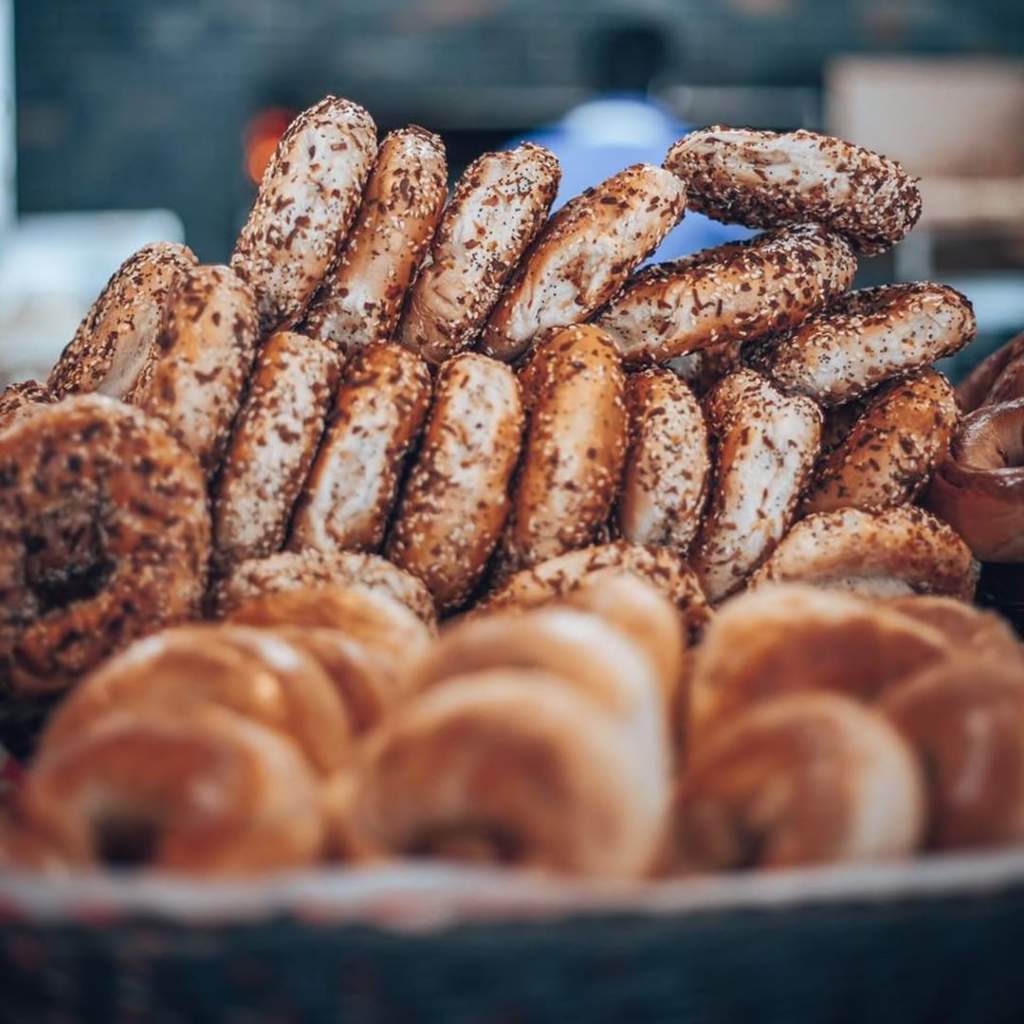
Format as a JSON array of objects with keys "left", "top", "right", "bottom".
[
  {"left": 47, "top": 242, "right": 198, "bottom": 399},
  {"left": 885, "top": 595, "right": 1022, "bottom": 662},
  {"left": 0, "top": 395, "right": 209, "bottom": 747},
  {"left": 303, "top": 125, "right": 448, "bottom": 355},
  {"left": 956, "top": 331, "right": 1024, "bottom": 412},
  {"left": 749, "top": 505, "right": 979, "bottom": 600},
  {"left": 664, "top": 126, "right": 922, "bottom": 255},
  {"left": 213, "top": 331, "right": 341, "bottom": 573},
  {"left": 691, "top": 369, "right": 822, "bottom": 603},
  {"left": 754, "top": 283, "right": 976, "bottom": 407},
  {"left": 594, "top": 225, "right": 856, "bottom": 365},
  {"left": 617, "top": 367, "right": 709, "bottom": 552},
  {"left": 231, "top": 96, "right": 377, "bottom": 334},
  {"left": 211, "top": 549, "right": 437, "bottom": 628},
  {"left": 289, "top": 342, "right": 432, "bottom": 556},
  {"left": 924, "top": 398, "right": 1024, "bottom": 562},
  {"left": 387, "top": 353, "right": 524, "bottom": 613},
  {"left": 0, "top": 381, "right": 53, "bottom": 430},
  {"left": 800, "top": 369, "right": 958, "bottom": 516}
]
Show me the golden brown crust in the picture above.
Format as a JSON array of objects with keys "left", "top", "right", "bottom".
[
  {"left": 924, "top": 399, "right": 1024, "bottom": 562},
  {"left": 129, "top": 264, "right": 260, "bottom": 475},
  {"left": 289, "top": 343, "right": 432, "bottom": 555},
  {"left": 800, "top": 369, "right": 959, "bottom": 516},
  {"left": 665, "top": 693, "right": 924, "bottom": 873},
  {"left": 595, "top": 226, "right": 856, "bottom": 364},
  {"left": 227, "top": 583, "right": 432, "bottom": 666},
  {"left": 499, "top": 325, "right": 627, "bottom": 574},
  {"left": 211, "top": 549, "right": 437, "bottom": 626},
  {"left": 956, "top": 331, "right": 1024, "bottom": 412},
  {"left": 664, "top": 126, "right": 922, "bottom": 255},
  {"left": 303, "top": 126, "right": 448, "bottom": 354},
  {"left": 213, "top": 332, "right": 340, "bottom": 574},
  {"left": 750, "top": 505, "right": 980, "bottom": 600},
  {"left": 387, "top": 354, "right": 524, "bottom": 612},
  {"left": 39, "top": 624, "right": 351, "bottom": 777},
  {"left": 0, "top": 396, "right": 209, "bottom": 709},
  {"left": 881, "top": 661, "right": 1024, "bottom": 849},
  {"left": 884, "top": 595, "right": 1022, "bottom": 661},
  {"left": 618, "top": 368, "right": 709, "bottom": 552},
  {"left": 231, "top": 97, "right": 377, "bottom": 334},
  {"left": 482, "top": 163, "right": 686, "bottom": 362},
  {"left": 0, "top": 381, "right": 53, "bottom": 430},
  {"left": 478, "top": 541, "right": 712, "bottom": 642},
  {"left": 687, "top": 585, "right": 951, "bottom": 747},
  {"left": 398, "top": 143, "right": 560, "bottom": 365},
  {"left": 692, "top": 369, "right": 822, "bottom": 603},
  {"left": 21, "top": 705, "right": 324, "bottom": 873},
  {"left": 754, "top": 284, "right": 976, "bottom": 407},
  {"left": 48, "top": 242, "right": 198, "bottom": 399},
  {"left": 353, "top": 669, "right": 668, "bottom": 878}
]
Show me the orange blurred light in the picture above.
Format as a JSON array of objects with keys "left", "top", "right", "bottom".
[{"left": 244, "top": 106, "right": 296, "bottom": 184}]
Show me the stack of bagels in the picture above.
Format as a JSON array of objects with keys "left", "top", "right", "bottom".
[{"left": 0, "top": 96, "right": 1021, "bottom": 880}]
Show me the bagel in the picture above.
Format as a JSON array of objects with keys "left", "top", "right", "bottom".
[
  {"left": 750, "top": 505, "right": 979, "bottom": 600},
  {"left": 478, "top": 541, "right": 712, "bottom": 641},
  {"left": 231, "top": 96, "right": 377, "bottom": 334},
  {"left": 881, "top": 661, "right": 1024, "bottom": 849},
  {"left": 664, "top": 126, "right": 922, "bottom": 255},
  {"left": 39, "top": 624, "right": 351, "bottom": 776},
  {"left": 664, "top": 693, "right": 925, "bottom": 872},
  {"left": 212, "top": 331, "right": 340, "bottom": 573},
  {"left": 0, "top": 380, "right": 52, "bottom": 430},
  {"left": 47, "top": 242, "right": 198, "bottom": 399},
  {"left": 397, "top": 143, "right": 560, "bottom": 365},
  {"left": 618, "top": 368, "right": 709, "bottom": 552},
  {"left": 353, "top": 669, "right": 667, "bottom": 878},
  {"left": 129, "top": 264, "right": 260, "bottom": 474},
  {"left": 21, "top": 705, "right": 324, "bottom": 873},
  {"left": 303, "top": 126, "right": 447, "bottom": 354},
  {"left": 481, "top": 163, "right": 686, "bottom": 362},
  {"left": 499, "top": 325, "right": 627, "bottom": 573},
  {"left": 0, "top": 395, "right": 209, "bottom": 747},
  {"left": 800, "top": 369, "right": 958, "bottom": 516},
  {"left": 289, "top": 342, "right": 432, "bottom": 556},
  {"left": 691, "top": 369, "right": 822, "bottom": 603},
  {"left": 211, "top": 548, "right": 437, "bottom": 627},
  {"left": 687, "top": 584, "right": 951, "bottom": 748},
  {"left": 754, "top": 283, "right": 976, "bottom": 407},
  {"left": 885, "top": 595, "right": 1022, "bottom": 662},
  {"left": 956, "top": 331, "right": 1024, "bottom": 412},
  {"left": 594, "top": 226, "right": 856, "bottom": 365},
  {"left": 925, "top": 399, "right": 1024, "bottom": 562},
  {"left": 387, "top": 353, "right": 523, "bottom": 612}
]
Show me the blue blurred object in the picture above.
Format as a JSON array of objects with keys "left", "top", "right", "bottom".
[{"left": 513, "top": 94, "right": 753, "bottom": 263}]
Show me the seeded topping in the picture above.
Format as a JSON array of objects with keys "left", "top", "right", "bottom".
[{"left": 665, "top": 126, "right": 922, "bottom": 255}]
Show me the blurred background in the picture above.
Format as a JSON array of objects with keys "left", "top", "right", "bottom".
[{"left": 1, "top": 0, "right": 1022, "bottom": 381}]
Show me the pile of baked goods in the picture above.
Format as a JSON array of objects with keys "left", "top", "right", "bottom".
[{"left": 0, "top": 96, "right": 1020, "bottom": 879}]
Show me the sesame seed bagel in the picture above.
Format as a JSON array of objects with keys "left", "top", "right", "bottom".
[{"left": 664, "top": 126, "right": 922, "bottom": 255}]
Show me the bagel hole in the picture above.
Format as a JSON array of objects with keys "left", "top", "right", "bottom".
[
  {"left": 91, "top": 810, "right": 162, "bottom": 867},
  {"left": 406, "top": 821, "right": 525, "bottom": 865},
  {"left": 23, "top": 510, "right": 115, "bottom": 613}
]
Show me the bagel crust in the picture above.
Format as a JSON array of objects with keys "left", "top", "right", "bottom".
[
  {"left": 213, "top": 331, "right": 341, "bottom": 573},
  {"left": 750, "top": 505, "right": 979, "bottom": 600},
  {"left": 664, "top": 126, "right": 922, "bottom": 255},
  {"left": 289, "top": 342, "right": 432, "bottom": 556},
  {"left": 801, "top": 369, "right": 959, "bottom": 515},
  {"left": 618, "top": 368, "right": 709, "bottom": 552},
  {"left": 0, "top": 396, "right": 210, "bottom": 711},
  {"left": 499, "top": 325, "right": 627, "bottom": 573},
  {"left": 397, "top": 143, "right": 560, "bottom": 365},
  {"left": 231, "top": 97, "right": 377, "bottom": 334},
  {"left": 387, "top": 354, "right": 524, "bottom": 612},
  {"left": 692, "top": 369, "right": 822, "bottom": 603},
  {"left": 482, "top": 163, "right": 686, "bottom": 362},
  {"left": 594, "top": 226, "right": 856, "bottom": 365},
  {"left": 754, "top": 283, "right": 976, "bottom": 407},
  {"left": 304, "top": 126, "right": 448, "bottom": 355}
]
